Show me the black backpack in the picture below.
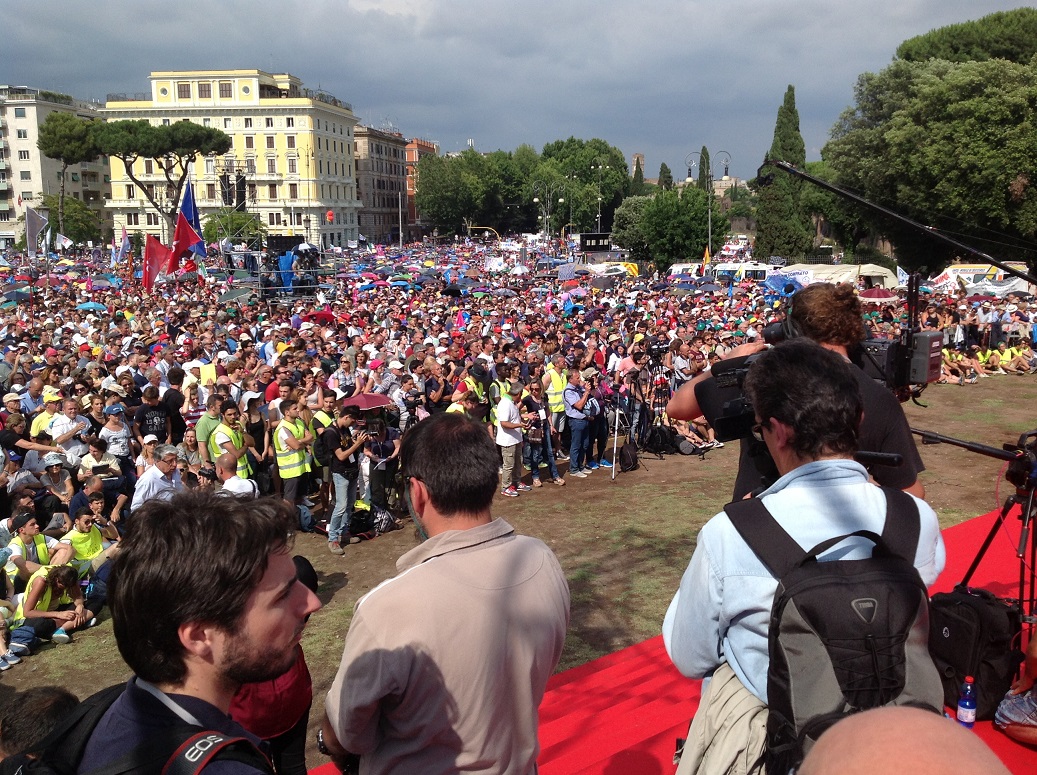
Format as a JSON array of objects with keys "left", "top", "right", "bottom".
[
  {"left": 928, "top": 586, "right": 1023, "bottom": 720},
  {"left": 644, "top": 425, "right": 679, "bottom": 455},
  {"left": 0, "top": 683, "right": 274, "bottom": 775},
  {"left": 724, "top": 488, "right": 943, "bottom": 775},
  {"left": 618, "top": 441, "right": 639, "bottom": 472}
]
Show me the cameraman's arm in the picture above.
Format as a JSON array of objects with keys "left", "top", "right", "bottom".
[{"left": 668, "top": 340, "right": 767, "bottom": 420}]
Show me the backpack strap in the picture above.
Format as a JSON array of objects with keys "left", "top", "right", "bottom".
[
  {"left": 20, "top": 682, "right": 128, "bottom": 771},
  {"left": 878, "top": 486, "right": 921, "bottom": 562},
  {"left": 724, "top": 497, "right": 806, "bottom": 578}
]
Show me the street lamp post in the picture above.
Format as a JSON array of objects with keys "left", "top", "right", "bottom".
[
  {"left": 684, "top": 149, "right": 731, "bottom": 259},
  {"left": 531, "top": 181, "right": 565, "bottom": 241},
  {"left": 591, "top": 163, "right": 610, "bottom": 232}
]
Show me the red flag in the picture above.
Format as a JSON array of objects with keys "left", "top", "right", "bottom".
[
  {"left": 144, "top": 234, "right": 170, "bottom": 292},
  {"left": 454, "top": 309, "right": 465, "bottom": 331},
  {"left": 169, "top": 211, "right": 202, "bottom": 274}
]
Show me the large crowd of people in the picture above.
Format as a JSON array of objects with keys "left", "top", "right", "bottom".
[{"left": 0, "top": 239, "right": 1036, "bottom": 770}]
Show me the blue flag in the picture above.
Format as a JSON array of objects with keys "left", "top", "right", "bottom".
[{"left": 180, "top": 179, "right": 206, "bottom": 257}]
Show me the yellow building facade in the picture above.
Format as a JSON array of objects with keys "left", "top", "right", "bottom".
[{"left": 103, "top": 69, "right": 361, "bottom": 248}]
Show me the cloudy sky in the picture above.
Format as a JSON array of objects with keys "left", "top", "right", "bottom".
[{"left": 5, "top": 0, "right": 1030, "bottom": 180}]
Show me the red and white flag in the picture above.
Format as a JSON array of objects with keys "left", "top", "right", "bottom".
[{"left": 144, "top": 234, "right": 171, "bottom": 292}]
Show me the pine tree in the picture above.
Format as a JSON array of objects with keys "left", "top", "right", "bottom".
[
  {"left": 754, "top": 85, "right": 814, "bottom": 259},
  {"left": 631, "top": 157, "right": 646, "bottom": 195},
  {"left": 658, "top": 163, "right": 673, "bottom": 190}
]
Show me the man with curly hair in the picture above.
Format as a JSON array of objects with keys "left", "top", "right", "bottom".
[{"left": 668, "top": 282, "right": 925, "bottom": 500}]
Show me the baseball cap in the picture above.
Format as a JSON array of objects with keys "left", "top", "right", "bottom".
[
  {"left": 388, "top": 360, "right": 405, "bottom": 370},
  {"left": 3, "top": 392, "right": 20, "bottom": 403},
  {"left": 142, "top": 434, "right": 158, "bottom": 444},
  {"left": 103, "top": 403, "right": 126, "bottom": 416}
]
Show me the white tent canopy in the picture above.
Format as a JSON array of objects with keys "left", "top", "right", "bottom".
[{"left": 782, "top": 263, "right": 899, "bottom": 289}]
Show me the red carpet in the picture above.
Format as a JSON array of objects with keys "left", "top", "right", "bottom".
[
  {"left": 536, "top": 508, "right": 1037, "bottom": 775},
  {"left": 311, "top": 509, "right": 1037, "bottom": 775}
]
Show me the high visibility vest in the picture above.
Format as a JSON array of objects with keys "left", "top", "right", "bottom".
[
  {"left": 546, "top": 368, "right": 567, "bottom": 413},
  {"left": 463, "top": 376, "right": 485, "bottom": 403},
  {"left": 488, "top": 379, "right": 509, "bottom": 425},
  {"left": 445, "top": 402, "right": 469, "bottom": 415},
  {"left": 274, "top": 419, "right": 308, "bottom": 479},
  {"left": 208, "top": 422, "right": 252, "bottom": 479},
  {"left": 6, "top": 533, "right": 50, "bottom": 580},
  {"left": 13, "top": 565, "right": 72, "bottom": 626}
]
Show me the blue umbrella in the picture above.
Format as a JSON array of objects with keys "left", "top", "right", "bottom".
[
  {"left": 390, "top": 281, "right": 411, "bottom": 288},
  {"left": 77, "top": 301, "right": 107, "bottom": 311},
  {"left": 357, "top": 283, "right": 376, "bottom": 291}
]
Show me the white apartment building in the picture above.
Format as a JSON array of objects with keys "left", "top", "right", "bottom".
[{"left": 0, "top": 85, "right": 112, "bottom": 250}]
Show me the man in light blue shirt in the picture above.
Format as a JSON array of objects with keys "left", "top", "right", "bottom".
[{"left": 663, "top": 340, "right": 944, "bottom": 771}]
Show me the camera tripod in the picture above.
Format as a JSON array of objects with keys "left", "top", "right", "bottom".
[{"left": 913, "top": 427, "right": 1037, "bottom": 627}]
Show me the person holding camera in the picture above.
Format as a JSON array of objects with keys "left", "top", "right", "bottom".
[
  {"left": 323, "top": 406, "right": 368, "bottom": 556},
  {"left": 668, "top": 283, "right": 925, "bottom": 500},
  {"left": 563, "top": 369, "right": 594, "bottom": 478}
]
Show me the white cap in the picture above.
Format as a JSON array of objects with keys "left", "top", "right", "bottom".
[{"left": 388, "top": 360, "right": 405, "bottom": 370}]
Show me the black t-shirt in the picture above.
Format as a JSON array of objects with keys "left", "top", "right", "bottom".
[
  {"left": 134, "top": 403, "right": 171, "bottom": 443},
  {"left": 731, "top": 365, "right": 925, "bottom": 499},
  {"left": 0, "top": 428, "right": 22, "bottom": 454},
  {"left": 162, "top": 389, "right": 186, "bottom": 444},
  {"left": 323, "top": 425, "right": 359, "bottom": 475}
]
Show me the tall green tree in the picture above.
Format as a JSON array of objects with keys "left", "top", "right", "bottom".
[
  {"left": 754, "top": 85, "right": 814, "bottom": 259},
  {"left": 631, "top": 158, "right": 646, "bottom": 196},
  {"left": 91, "top": 119, "right": 231, "bottom": 232},
  {"left": 639, "top": 186, "right": 713, "bottom": 272},
  {"left": 695, "top": 146, "right": 711, "bottom": 190},
  {"left": 611, "top": 195, "right": 653, "bottom": 262},
  {"left": 896, "top": 8, "right": 1037, "bottom": 64},
  {"left": 36, "top": 112, "right": 100, "bottom": 237},
  {"left": 38, "top": 193, "right": 103, "bottom": 247},
  {"left": 202, "top": 208, "right": 266, "bottom": 244},
  {"left": 658, "top": 163, "right": 673, "bottom": 190}
]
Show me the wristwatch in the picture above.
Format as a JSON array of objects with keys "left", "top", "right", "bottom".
[{"left": 316, "top": 729, "right": 331, "bottom": 756}]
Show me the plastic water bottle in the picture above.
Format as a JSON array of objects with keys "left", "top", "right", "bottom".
[{"left": 957, "top": 675, "right": 977, "bottom": 728}]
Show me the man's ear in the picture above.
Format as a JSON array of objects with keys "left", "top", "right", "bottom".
[{"left": 178, "top": 620, "right": 219, "bottom": 661}]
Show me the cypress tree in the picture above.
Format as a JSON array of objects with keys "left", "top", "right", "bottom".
[
  {"left": 754, "top": 85, "right": 814, "bottom": 259},
  {"left": 696, "top": 146, "right": 711, "bottom": 190},
  {"left": 658, "top": 162, "right": 673, "bottom": 190},
  {"left": 631, "top": 157, "right": 646, "bottom": 195}
]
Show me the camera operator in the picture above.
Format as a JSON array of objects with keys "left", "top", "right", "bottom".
[{"left": 668, "top": 283, "right": 925, "bottom": 500}]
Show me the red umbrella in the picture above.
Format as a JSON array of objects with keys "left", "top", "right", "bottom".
[
  {"left": 859, "top": 288, "right": 898, "bottom": 301},
  {"left": 342, "top": 393, "right": 393, "bottom": 411},
  {"left": 361, "top": 272, "right": 379, "bottom": 279},
  {"left": 303, "top": 311, "right": 336, "bottom": 325}
]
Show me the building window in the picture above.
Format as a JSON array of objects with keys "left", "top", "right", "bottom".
[
  {"left": 125, "top": 184, "right": 135, "bottom": 199},
  {"left": 162, "top": 119, "right": 170, "bottom": 126},
  {"left": 246, "top": 158, "right": 256, "bottom": 175},
  {"left": 17, "top": 150, "right": 29, "bottom": 160},
  {"left": 248, "top": 183, "right": 256, "bottom": 202},
  {"left": 267, "top": 158, "right": 276, "bottom": 174},
  {"left": 244, "top": 118, "right": 253, "bottom": 128},
  {"left": 16, "top": 129, "right": 27, "bottom": 139},
  {"left": 205, "top": 158, "right": 215, "bottom": 174},
  {"left": 198, "top": 82, "right": 212, "bottom": 99},
  {"left": 207, "top": 183, "right": 216, "bottom": 200},
  {"left": 268, "top": 184, "right": 277, "bottom": 199},
  {"left": 289, "top": 183, "right": 298, "bottom": 200},
  {"left": 219, "top": 82, "right": 232, "bottom": 98},
  {"left": 144, "top": 159, "right": 154, "bottom": 174},
  {"left": 14, "top": 108, "right": 25, "bottom": 118},
  {"left": 223, "top": 118, "right": 232, "bottom": 130},
  {"left": 286, "top": 135, "right": 295, "bottom": 149},
  {"left": 266, "top": 136, "right": 275, "bottom": 150},
  {"left": 286, "top": 117, "right": 294, "bottom": 128},
  {"left": 146, "top": 213, "right": 160, "bottom": 226},
  {"left": 70, "top": 173, "right": 79, "bottom": 182},
  {"left": 19, "top": 171, "right": 30, "bottom": 180},
  {"left": 265, "top": 117, "right": 273, "bottom": 128},
  {"left": 0, "top": 212, "right": 9, "bottom": 223},
  {"left": 202, "top": 118, "right": 211, "bottom": 127},
  {"left": 177, "top": 82, "right": 191, "bottom": 99},
  {"left": 245, "top": 136, "right": 254, "bottom": 150},
  {"left": 288, "top": 158, "right": 297, "bottom": 174},
  {"left": 126, "top": 213, "right": 139, "bottom": 225}
]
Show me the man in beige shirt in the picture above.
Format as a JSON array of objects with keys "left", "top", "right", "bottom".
[{"left": 321, "top": 413, "right": 570, "bottom": 775}]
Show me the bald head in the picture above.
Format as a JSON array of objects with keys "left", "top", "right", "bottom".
[
  {"left": 215, "top": 452, "right": 238, "bottom": 479},
  {"left": 799, "top": 707, "right": 1010, "bottom": 775}
]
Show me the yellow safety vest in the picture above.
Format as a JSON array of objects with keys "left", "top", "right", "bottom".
[
  {"left": 13, "top": 565, "right": 72, "bottom": 626},
  {"left": 274, "top": 419, "right": 308, "bottom": 479},
  {"left": 463, "top": 376, "right": 485, "bottom": 403},
  {"left": 546, "top": 367, "right": 567, "bottom": 413},
  {"left": 6, "top": 533, "right": 50, "bottom": 580},
  {"left": 489, "top": 379, "right": 509, "bottom": 425},
  {"left": 208, "top": 422, "right": 252, "bottom": 479}
]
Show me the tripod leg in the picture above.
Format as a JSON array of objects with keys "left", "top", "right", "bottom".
[{"left": 961, "top": 496, "right": 1018, "bottom": 588}]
